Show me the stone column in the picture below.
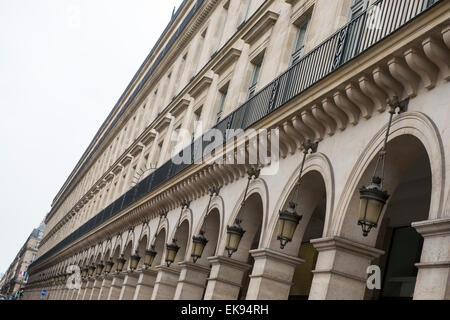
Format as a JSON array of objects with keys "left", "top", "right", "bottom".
[
  {"left": 49, "top": 285, "right": 58, "bottom": 300},
  {"left": 53, "top": 285, "right": 62, "bottom": 300},
  {"left": 412, "top": 218, "right": 450, "bottom": 300},
  {"left": 62, "top": 288, "right": 73, "bottom": 300},
  {"left": 71, "top": 284, "right": 82, "bottom": 300},
  {"left": 308, "top": 237, "right": 384, "bottom": 300},
  {"left": 89, "top": 277, "right": 103, "bottom": 300},
  {"left": 97, "top": 275, "right": 112, "bottom": 300},
  {"left": 69, "top": 287, "right": 78, "bottom": 300},
  {"left": 81, "top": 279, "right": 94, "bottom": 300},
  {"left": 246, "top": 248, "right": 304, "bottom": 300},
  {"left": 203, "top": 256, "right": 252, "bottom": 300},
  {"left": 151, "top": 265, "right": 181, "bottom": 300},
  {"left": 107, "top": 273, "right": 125, "bottom": 300},
  {"left": 119, "top": 272, "right": 139, "bottom": 300},
  {"left": 133, "top": 269, "right": 158, "bottom": 300},
  {"left": 59, "top": 286, "right": 68, "bottom": 300},
  {"left": 174, "top": 261, "right": 211, "bottom": 300},
  {"left": 75, "top": 280, "right": 87, "bottom": 300}
]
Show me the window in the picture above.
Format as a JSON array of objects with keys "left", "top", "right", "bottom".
[
  {"left": 214, "top": 2, "right": 229, "bottom": 53},
  {"left": 238, "top": 0, "right": 252, "bottom": 28},
  {"left": 349, "top": 0, "right": 369, "bottom": 20},
  {"left": 34, "top": 242, "right": 39, "bottom": 249},
  {"left": 248, "top": 55, "right": 263, "bottom": 99},
  {"left": 215, "top": 87, "right": 228, "bottom": 124},
  {"left": 156, "top": 141, "right": 163, "bottom": 160},
  {"left": 192, "top": 107, "right": 203, "bottom": 141},
  {"left": 171, "top": 126, "right": 181, "bottom": 157},
  {"left": 30, "top": 253, "right": 36, "bottom": 263},
  {"left": 195, "top": 28, "right": 208, "bottom": 73},
  {"left": 291, "top": 17, "right": 311, "bottom": 66}
]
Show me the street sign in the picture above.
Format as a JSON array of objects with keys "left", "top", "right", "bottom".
[{"left": 41, "top": 289, "right": 47, "bottom": 296}]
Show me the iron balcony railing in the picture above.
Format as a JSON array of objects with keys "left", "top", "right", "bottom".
[{"left": 30, "top": 0, "right": 442, "bottom": 271}]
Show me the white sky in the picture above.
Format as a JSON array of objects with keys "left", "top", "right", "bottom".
[{"left": 0, "top": 0, "right": 183, "bottom": 274}]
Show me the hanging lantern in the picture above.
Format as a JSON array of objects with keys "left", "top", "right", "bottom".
[
  {"left": 130, "top": 253, "right": 141, "bottom": 271},
  {"left": 355, "top": 97, "right": 405, "bottom": 237},
  {"left": 96, "top": 262, "right": 105, "bottom": 275},
  {"left": 277, "top": 202, "right": 303, "bottom": 249},
  {"left": 81, "top": 267, "right": 88, "bottom": 279},
  {"left": 144, "top": 247, "right": 157, "bottom": 268},
  {"left": 359, "top": 177, "right": 389, "bottom": 237},
  {"left": 88, "top": 264, "right": 96, "bottom": 277},
  {"left": 116, "top": 255, "right": 127, "bottom": 273},
  {"left": 165, "top": 239, "right": 180, "bottom": 267},
  {"left": 191, "top": 230, "right": 208, "bottom": 263},
  {"left": 277, "top": 141, "right": 318, "bottom": 249},
  {"left": 104, "top": 259, "right": 114, "bottom": 274},
  {"left": 225, "top": 219, "right": 245, "bottom": 257}
]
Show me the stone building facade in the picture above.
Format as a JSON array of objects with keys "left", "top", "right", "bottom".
[
  {"left": 24, "top": 0, "right": 450, "bottom": 300},
  {"left": 1, "top": 224, "right": 45, "bottom": 298}
]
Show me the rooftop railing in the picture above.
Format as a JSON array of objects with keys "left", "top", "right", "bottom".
[{"left": 30, "top": 0, "right": 442, "bottom": 272}]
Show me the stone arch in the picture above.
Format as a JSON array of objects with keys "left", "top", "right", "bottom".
[
  {"left": 334, "top": 112, "right": 445, "bottom": 243},
  {"left": 102, "top": 239, "right": 113, "bottom": 260},
  {"left": 122, "top": 237, "right": 134, "bottom": 271},
  {"left": 139, "top": 223, "right": 151, "bottom": 249},
  {"left": 444, "top": 186, "right": 450, "bottom": 217},
  {"left": 152, "top": 225, "right": 167, "bottom": 267},
  {"left": 122, "top": 229, "right": 135, "bottom": 256},
  {"left": 87, "top": 250, "right": 96, "bottom": 265},
  {"left": 135, "top": 233, "right": 148, "bottom": 269},
  {"left": 218, "top": 177, "right": 269, "bottom": 258},
  {"left": 189, "top": 195, "right": 225, "bottom": 262},
  {"left": 263, "top": 152, "right": 334, "bottom": 254},
  {"left": 166, "top": 207, "right": 193, "bottom": 263},
  {"left": 111, "top": 235, "right": 122, "bottom": 258}
]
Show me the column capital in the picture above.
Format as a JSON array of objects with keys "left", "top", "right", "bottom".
[
  {"left": 311, "top": 236, "right": 385, "bottom": 259},
  {"left": 249, "top": 248, "right": 304, "bottom": 266},
  {"left": 122, "top": 271, "right": 140, "bottom": 279},
  {"left": 111, "top": 273, "right": 125, "bottom": 281},
  {"left": 207, "top": 255, "right": 252, "bottom": 271},
  {"left": 139, "top": 268, "right": 159, "bottom": 277},
  {"left": 412, "top": 218, "right": 450, "bottom": 237},
  {"left": 154, "top": 265, "right": 181, "bottom": 276},
  {"left": 178, "top": 261, "right": 211, "bottom": 275}
]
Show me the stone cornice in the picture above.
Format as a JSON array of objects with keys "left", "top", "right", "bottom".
[
  {"left": 412, "top": 218, "right": 450, "bottom": 237},
  {"left": 154, "top": 114, "right": 173, "bottom": 133},
  {"left": 141, "top": 130, "right": 157, "bottom": 147},
  {"left": 188, "top": 75, "right": 214, "bottom": 98},
  {"left": 242, "top": 11, "right": 279, "bottom": 45},
  {"left": 120, "top": 155, "right": 133, "bottom": 167},
  {"left": 211, "top": 48, "right": 242, "bottom": 75},
  {"left": 168, "top": 98, "right": 190, "bottom": 119},
  {"left": 130, "top": 143, "right": 144, "bottom": 157},
  {"left": 310, "top": 237, "right": 385, "bottom": 259}
]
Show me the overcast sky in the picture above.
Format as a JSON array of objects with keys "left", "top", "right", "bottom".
[{"left": 0, "top": 0, "right": 183, "bottom": 275}]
